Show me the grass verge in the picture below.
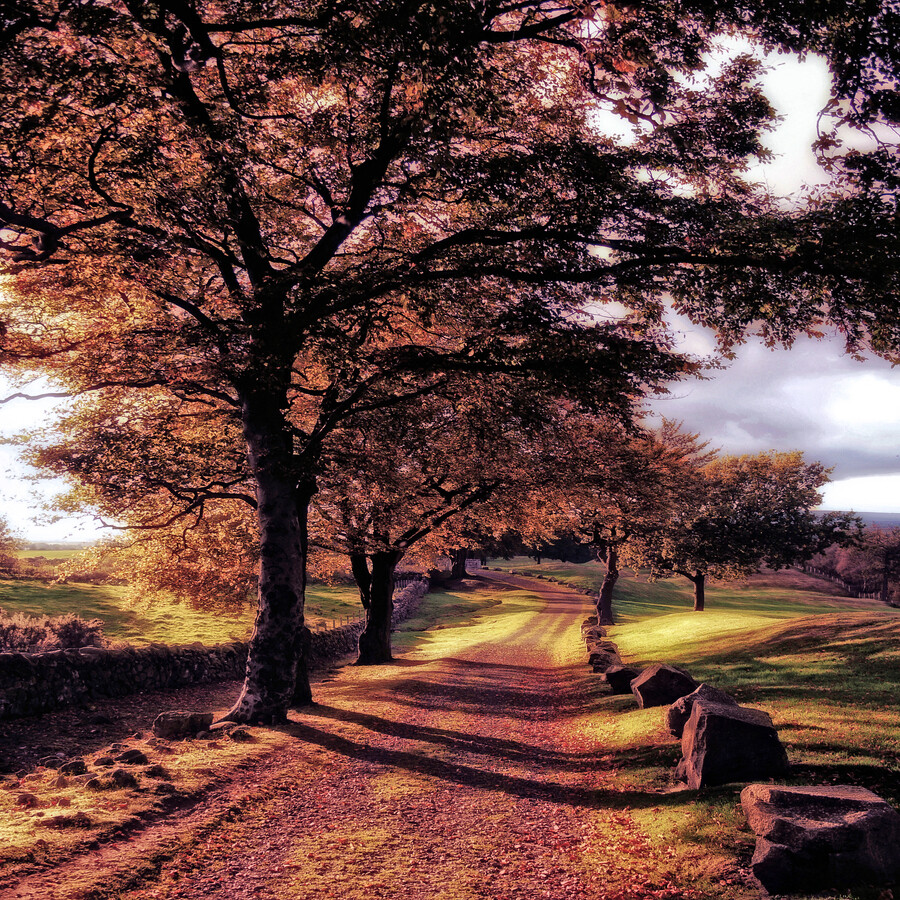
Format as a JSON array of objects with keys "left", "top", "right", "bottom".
[{"left": 499, "top": 558, "right": 900, "bottom": 899}]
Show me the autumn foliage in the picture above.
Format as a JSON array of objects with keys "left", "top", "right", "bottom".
[{"left": 2, "top": 1, "right": 899, "bottom": 721}]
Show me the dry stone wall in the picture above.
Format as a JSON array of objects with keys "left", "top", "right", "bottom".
[{"left": 0, "top": 579, "right": 428, "bottom": 721}]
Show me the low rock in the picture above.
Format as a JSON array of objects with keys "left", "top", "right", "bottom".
[
  {"left": 109, "top": 768, "right": 139, "bottom": 789},
  {"left": 144, "top": 764, "right": 171, "bottom": 779},
  {"left": 631, "top": 664, "right": 698, "bottom": 708},
  {"left": 589, "top": 650, "right": 620, "bottom": 673},
  {"left": 677, "top": 700, "right": 788, "bottom": 789},
  {"left": 587, "top": 640, "right": 619, "bottom": 654},
  {"left": 741, "top": 783, "right": 900, "bottom": 895},
  {"left": 59, "top": 759, "right": 87, "bottom": 776},
  {"left": 228, "top": 727, "right": 255, "bottom": 743},
  {"left": 38, "top": 755, "right": 66, "bottom": 770},
  {"left": 93, "top": 755, "right": 115, "bottom": 767},
  {"left": 115, "top": 749, "right": 149, "bottom": 765},
  {"left": 667, "top": 683, "right": 739, "bottom": 738},
  {"left": 209, "top": 721, "right": 241, "bottom": 736},
  {"left": 152, "top": 711, "right": 214, "bottom": 740},
  {"left": 153, "top": 782, "right": 179, "bottom": 795},
  {"left": 602, "top": 665, "right": 642, "bottom": 694},
  {"left": 14, "top": 792, "right": 40, "bottom": 808},
  {"left": 43, "top": 811, "right": 93, "bottom": 829}
]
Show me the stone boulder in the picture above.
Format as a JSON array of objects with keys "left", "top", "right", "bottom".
[
  {"left": 630, "top": 663, "right": 698, "bottom": 709},
  {"left": 602, "top": 665, "right": 641, "bottom": 694},
  {"left": 152, "top": 710, "right": 214, "bottom": 740},
  {"left": 676, "top": 700, "right": 788, "bottom": 789},
  {"left": 582, "top": 625, "right": 607, "bottom": 641},
  {"left": 589, "top": 650, "right": 621, "bottom": 673},
  {"left": 667, "top": 683, "right": 739, "bottom": 738},
  {"left": 741, "top": 784, "right": 900, "bottom": 895}
]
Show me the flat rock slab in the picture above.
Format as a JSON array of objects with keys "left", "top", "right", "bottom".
[
  {"left": 677, "top": 700, "right": 788, "bottom": 789},
  {"left": 667, "top": 683, "right": 738, "bottom": 738},
  {"left": 631, "top": 663, "right": 697, "bottom": 708},
  {"left": 741, "top": 784, "right": 900, "bottom": 895},
  {"left": 589, "top": 650, "right": 621, "bottom": 673}
]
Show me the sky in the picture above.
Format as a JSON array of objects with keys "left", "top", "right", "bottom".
[
  {"left": 647, "top": 51, "right": 900, "bottom": 515},
  {"left": 0, "top": 50, "right": 898, "bottom": 541}
]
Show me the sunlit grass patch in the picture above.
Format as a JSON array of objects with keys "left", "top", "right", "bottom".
[
  {"left": 369, "top": 770, "right": 436, "bottom": 801},
  {"left": 392, "top": 585, "right": 519, "bottom": 655},
  {"left": 283, "top": 822, "right": 484, "bottom": 900},
  {"left": 305, "top": 585, "right": 366, "bottom": 626},
  {"left": 0, "top": 577, "right": 362, "bottom": 645}
]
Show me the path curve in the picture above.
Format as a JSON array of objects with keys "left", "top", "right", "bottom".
[{"left": 2, "top": 574, "right": 698, "bottom": 900}]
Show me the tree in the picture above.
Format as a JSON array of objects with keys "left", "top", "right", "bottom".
[
  {"left": 630, "top": 451, "right": 858, "bottom": 610},
  {"left": 820, "top": 526, "right": 900, "bottom": 604},
  {"left": 3, "top": 1, "right": 899, "bottom": 722},
  {"left": 571, "top": 420, "right": 714, "bottom": 623},
  {"left": 312, "top": 381, "right": 584, "bottom": 664},
  {"left": 0, "top": 517, "right": 21, "bottom": 576}
]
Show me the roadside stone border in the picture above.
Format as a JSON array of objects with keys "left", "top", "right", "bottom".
[{"left": 0, "top": 580, "right": 428, "bottom": 721}]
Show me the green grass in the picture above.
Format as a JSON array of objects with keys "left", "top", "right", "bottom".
[
  {"left": 491, "top": 557, "right": 900, "bottom": 898},
  {"left": 0, "top": 578, "right": 362, "bottom": 646},
  {"left": 12, "top": 549, "right": 76, "bottom": 560},
  {"left": 493, "top": 556, "right": 861, "bottom": 620}
]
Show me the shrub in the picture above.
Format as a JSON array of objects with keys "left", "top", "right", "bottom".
[{"left": 0, "top": 607, "right": 106, "bottom": 651}]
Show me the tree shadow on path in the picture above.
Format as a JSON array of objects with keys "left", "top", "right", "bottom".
[{"left": 281, "top": 716, "right": 683, "bottom": 812}]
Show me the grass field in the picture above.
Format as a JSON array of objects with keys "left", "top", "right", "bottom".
[{"left": 0, "top": 578, "right": 362, "bottom": 645}]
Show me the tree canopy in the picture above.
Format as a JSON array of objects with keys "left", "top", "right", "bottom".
[
  {"left": 2, "top": 0, "right": 898, "bottom": 721},
  {"left": 627, "top": 451, "right": 859, "bottom": 610}
]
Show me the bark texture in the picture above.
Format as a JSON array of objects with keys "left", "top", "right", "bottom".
[
  {"left": 224, "top": 395, "right": 309, "bottom": 723},
  {"left": 356, "top": 550, "right": 403, "bottom": 665},
  {"left": 690, "top": 572, "right": 706, "bottom": 611},
  {"left": 596, "top": 543, "right": 619, "bottom": 625},
  {"left": 449, "top": 548, "right": 468, "bottom": 580},
  {"left": 350, "top": 553, "right": 373, "bottom": 609}
]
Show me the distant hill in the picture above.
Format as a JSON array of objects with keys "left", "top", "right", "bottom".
[
  {"left": 820, "top": 510, "right": 900, "bottom": 529},
  {"left": 859, "top": 511, "right": 900, "bottom": 529},
  {"left": 20, "top": 541, "right": 96, "bottom": 552}
]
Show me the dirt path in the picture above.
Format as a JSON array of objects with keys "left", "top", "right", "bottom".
[{"left": 2, "top": 574, "right": 700, "bottom": 900}]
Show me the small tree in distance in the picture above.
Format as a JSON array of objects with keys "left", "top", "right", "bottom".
[
  {"left": 816, "top": 526, "right": 900, "bottom": 605},
  {"left": 0, "top": 517, "right": 21, "bottom": 576},
  {"left": 627, "top": 451, "right": 859, "bottom": 611}
]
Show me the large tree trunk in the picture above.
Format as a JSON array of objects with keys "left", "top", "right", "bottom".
[
  {"left": 356, "top": 549, "right": 403, "bottom": 665},
  {"left": 690, "top": 572, "right": 706, "bottom": 611},
  {"left": 449, "top": 547, "right": 468, "bottom": 580},
  {"left": 224, "top": 395, "right": 309, "bottom": 724},
  {"left": 597, "top": 542, "right": 619, "bottom": 625},
  {"left": 350, "top": 552, "right": 372, "bottom": 609}
]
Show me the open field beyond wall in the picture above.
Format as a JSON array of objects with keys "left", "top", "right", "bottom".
[{"left": 0, "top": 578, "right": 363, "bottom": 645}]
